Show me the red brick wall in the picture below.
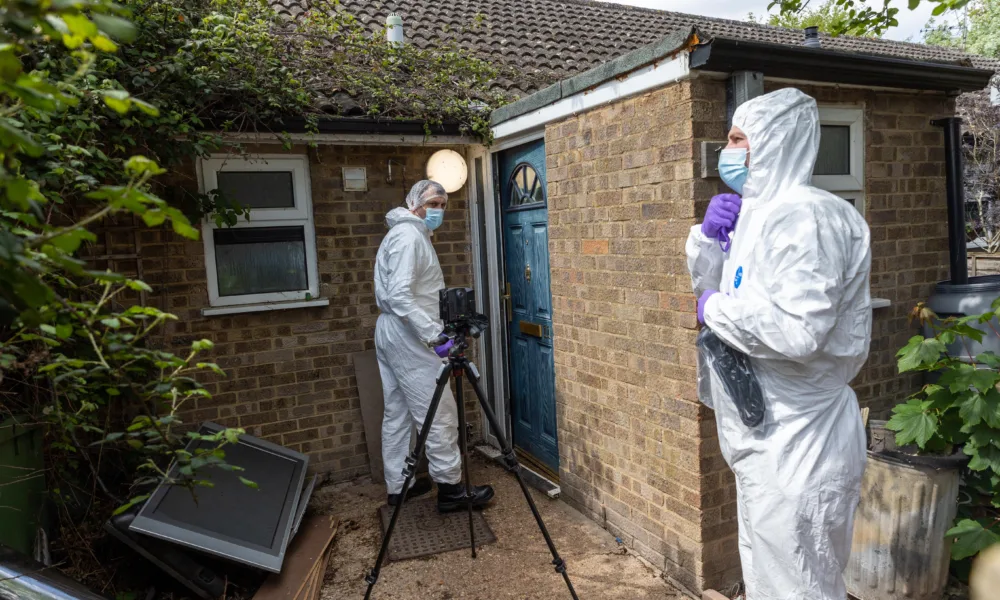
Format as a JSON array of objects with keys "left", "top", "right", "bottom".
[{"left": 102, "top": 144, "right": 474, "bottom": 482}]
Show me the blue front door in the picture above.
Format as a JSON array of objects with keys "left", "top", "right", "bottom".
[{"left": 498, "top": 140, "right": 559, "bottom": 474}]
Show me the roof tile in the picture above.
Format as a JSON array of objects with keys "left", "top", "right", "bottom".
[{"left": 271, "top": 0, "right": 999, "bottom": 97}]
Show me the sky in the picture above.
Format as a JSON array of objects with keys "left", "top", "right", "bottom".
[{"left": 601, "top": 1, "right": 942, "bottom": 43}]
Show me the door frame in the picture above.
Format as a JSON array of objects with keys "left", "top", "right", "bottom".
[
  {"left": 467, "top": 144, "right": 508, "bottom": 448},
  {"left": 470, "top": 129, "right": 546, "bottom": 450}
]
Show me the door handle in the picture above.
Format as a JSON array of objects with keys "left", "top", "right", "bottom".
[{"left": 502, "top": 282, "right": 512, "bottom": 323}]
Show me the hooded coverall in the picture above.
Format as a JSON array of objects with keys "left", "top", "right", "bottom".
[
  {"left": 686, "top": 88, "right": 872, "bottom": 600},
  {"left": 374, "top": 206, "right": 462, "bottom": 495}
]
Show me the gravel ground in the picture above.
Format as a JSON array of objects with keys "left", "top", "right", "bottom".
[{"left": 311, "top": 456, "right": 682, "bottom": 600}]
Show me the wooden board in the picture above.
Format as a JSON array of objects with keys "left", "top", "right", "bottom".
[
  {"left": 352, "top": 350, "right": 386, "bottom": 483},
  {"left": 351, "top": 350, "right": 428, "bottom": 482},
  {"left": 253, "top": 515, "right": 339, "bottom": 600}
]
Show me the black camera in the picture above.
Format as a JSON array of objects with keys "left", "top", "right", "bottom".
[
  {"left": 439, "top": 287, "right": 475, "bottom": 323},
  {"left": 439, "top": 288, "right": 488, "bottom": 338}
]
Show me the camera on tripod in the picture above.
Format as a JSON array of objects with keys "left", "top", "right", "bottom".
[{"left": 439, "top": 288, "right": 488, "bottom": 339}]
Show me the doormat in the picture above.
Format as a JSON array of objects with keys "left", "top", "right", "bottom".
[{"left": 377, "top": 497, "right": 496, "bottom": 561}]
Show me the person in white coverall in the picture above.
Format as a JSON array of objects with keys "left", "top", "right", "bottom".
[
  {"left": 686, "top": 88, "right": 871, "bottom": 600},
  {"left": 374, "top": 180, "right": 494, "bottom": 512}
]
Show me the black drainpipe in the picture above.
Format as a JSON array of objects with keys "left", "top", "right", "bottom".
[{"left": 932, "top": 117, "right": 968, "bottom": 285}]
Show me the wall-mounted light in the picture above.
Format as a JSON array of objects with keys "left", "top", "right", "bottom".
[{"left": 425, "top": 149, "right": 468, "bottom": 193}]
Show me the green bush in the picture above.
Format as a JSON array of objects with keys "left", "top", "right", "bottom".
[{"left": 889, "top": 300, "right": 1000, "bottom": 562}]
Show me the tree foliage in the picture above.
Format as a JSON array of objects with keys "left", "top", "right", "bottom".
[
  {"left": 0, "top": 0, "right": 506, "bottom": 590},
  {"left": 923, "top": 0, "right": 1000, "bottom": 56},
  {"left": 750, "top": 0, "right": 886, "bottom": 36},
  {"left": 889, "top": 301, "right": 1000, "bottom": 562},
  {"left": 771, "top": 0, "right": 973, "bottom": 36}
]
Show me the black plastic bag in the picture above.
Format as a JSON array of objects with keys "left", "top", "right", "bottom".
[{"left": 696, "top": 327, "right": 765, "bottom": 428}]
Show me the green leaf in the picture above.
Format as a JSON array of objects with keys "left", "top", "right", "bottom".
[
  {"left": 100, "top": 317, "right": 121, "bottom": 329},
  {"left": 112, "top": 494, "right": 150, "bottom": 516},
  {"left": 131, "top": 98, "right": 160, "bottom": 117},
  {"left": 49, "top": 227, "right": 97, "bottom": 253},
  {"left": 960, "top": 392, "right": 990, "bottom": 427},
  {"left": 978, "top": 352, "right": 1000, "bottom": 369},
  {"left": 968, "top": 444, "right": 1000, "bottom": 473},
  {"left": 124, "top": 156, "right": 166, "bottom": 177},
  {"left": 897, "top": 336, "right": 946, "bottom": 372},
  {"left": 55, "top": 324, "right": 72, "bottom": 339},
  {"left": 0, "top": 45, "right": 23, "bottom": 82},
  {"left": 239, "top": 477, "right": 259, "bottom": 490},
  {"left": 141, "top": 210, "right": 166, "bottom": 227},
  {"left": 101, "top": 90, "right": 131, "bottom": 114},
  {"left": 171, "top": 219, "right": 198, "bottom": 240},
  {"left": 886, "top": 398, "right": 938, "bottom": 447},
  {"left": 191, "top": 339, "right": 214, "bottom": 352},
  {"left": 946, "top": 519, "right": 1000, "bottom": 560},
  {"left": 909, "top": 0, "right": 920, "bottom": 8},
  {"left": 90, "top": 14, "right": 137, "bottom": 42}
]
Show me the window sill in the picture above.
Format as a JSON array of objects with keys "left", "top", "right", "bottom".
[
  {"left": 872, "top": 298, "right": 891, "bottom": 310},
  {"left": 201, "top": 298, "right": 330, "bottom": 317}
]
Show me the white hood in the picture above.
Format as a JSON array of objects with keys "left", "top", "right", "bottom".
[
  {"left": 385, "top": 206, "right": 428, "bottom": 232},
  {"left": 733, "top": 88, "right": 820, "bottom": 206}
]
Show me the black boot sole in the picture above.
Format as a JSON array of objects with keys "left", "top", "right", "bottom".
[{"left": 437, "top": 488, "right": 495, "bottom": 513}]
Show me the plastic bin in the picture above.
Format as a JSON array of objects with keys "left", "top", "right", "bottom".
[{"left": 0, "top": 415, "right": 46, "bottom": 556}]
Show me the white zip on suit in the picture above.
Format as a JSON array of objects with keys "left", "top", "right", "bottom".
[
  {"left": 686, "top": 88, "right": 872, "bottom": 600},
  {"left": 374, "top": 207, "right": 462, "bottom": 495}
]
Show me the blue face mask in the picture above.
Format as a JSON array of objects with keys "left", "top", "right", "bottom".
[
  {"left": 424, "top": 207, "right": 444, "bottom": 231},
  {"left": 719, "top": 148, "right": 749, "bottom": 195}
]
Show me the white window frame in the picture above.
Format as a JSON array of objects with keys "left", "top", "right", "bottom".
[
  {"left": 199, "top": 154, "right": 320, "bottom": 308},
  {"left": 815, "top": 106, "right": 865, "bottom": 215}
]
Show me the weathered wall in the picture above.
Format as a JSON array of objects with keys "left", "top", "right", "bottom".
[
  {"left": 542, "top": 75, "right": 954, "bottom": 593},
  {"left": 97, "top": 144, "right": 474, "bottom": 483}
]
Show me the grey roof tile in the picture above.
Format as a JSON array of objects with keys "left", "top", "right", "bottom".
[{"left": 272, "top": 0, "right": 999, "bottom": 97}]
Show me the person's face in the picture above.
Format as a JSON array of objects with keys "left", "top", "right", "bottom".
[
  {"left": 412, "top": 195, "right": 447, "bottom": 219},
  {"left": 727, "top": 126, "right": 750, "bottom": 165}
]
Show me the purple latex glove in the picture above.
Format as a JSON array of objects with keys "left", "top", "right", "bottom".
[
  {"left": 697, "top": 290, "right": 718, "bottom": 325},
  {"left": 434, "top": 338, "right": 455, "bottom": 358},
  {"left": 701, "top": 193, "right": 742, "bottom": 250}
]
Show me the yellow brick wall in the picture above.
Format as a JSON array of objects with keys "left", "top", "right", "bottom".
[{"left": 543, "top": 77, "right": 955, "bottom": 592}]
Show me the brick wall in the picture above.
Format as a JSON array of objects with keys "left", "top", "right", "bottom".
[
  {"left": 544, "top": 79, "right": 732, "bottom": 592},
  {"left": 543, "top": 76, "right": 954, "bottom": 593},
  {"left": 98, "top": 144, "right": 474, "bottom": 482}
]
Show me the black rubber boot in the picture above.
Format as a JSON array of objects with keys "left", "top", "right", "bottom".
[
  {"left": 436, "top": 482, "right": 495, "bottom": 513},
  {"left": 387, "top": 476, "right": 432, "bottom": 506}
]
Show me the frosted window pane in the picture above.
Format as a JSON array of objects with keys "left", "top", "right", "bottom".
[
  {"left": 814, "top": 126, "right": 851, "bottom": 176},
  {"left": 216, "top": 171, "right": 294, "bottom": 209},
  {"left": 214, "top": 227, "right": 307, "bottom": 296}
]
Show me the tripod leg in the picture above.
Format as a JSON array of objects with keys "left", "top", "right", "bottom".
[
  {"left": 454, "top": 370, "right": 478, "bottom": 558},
  {"left": 364, "top": 363, "right": 452, "bottom": 600},
  {"left": 462, "top": 361, "right": 580, "bottom": 600}
]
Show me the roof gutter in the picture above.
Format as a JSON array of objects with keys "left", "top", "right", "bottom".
[
  {"left": 691, "top": 37, "right": 994, "bottom": 94},
  {"left": 201, "top": 116, "right": 468, "bottom": 138}
]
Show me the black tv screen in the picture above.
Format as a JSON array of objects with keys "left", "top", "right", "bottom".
[{"left": 129, "top": 423, "right": 309, "bottom": 573}]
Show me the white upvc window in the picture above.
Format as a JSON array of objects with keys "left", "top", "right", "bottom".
[
  {"left": 815, "top": 106, "right": 865, "bottom": 214},
  {"left": 199, "top": 155, "right": 320, "bottom": 308}
]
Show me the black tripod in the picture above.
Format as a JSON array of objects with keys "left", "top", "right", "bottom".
[{"left": 363, "top": 325, "right": 579, "bottom": 600}]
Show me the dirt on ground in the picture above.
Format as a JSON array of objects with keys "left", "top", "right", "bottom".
[{"left": 311, "top": 456, "right": 682, "bottom": 600}]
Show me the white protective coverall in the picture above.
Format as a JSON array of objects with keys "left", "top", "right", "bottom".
[
  {"left": 374, "top": 206, "right": 461, "bottom": 495},
  {"left": 686, "top": 88, "right": 872, "bottom": 600}
]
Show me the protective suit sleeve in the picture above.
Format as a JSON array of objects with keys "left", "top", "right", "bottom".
[
  {"left": 381, "top": 234, "right": 442, "bottom": 345},
  {"left": 686, "top": 225, "right": 726, "bottom": 296},
  {"left": 703, "top": 204, "right": 843, "bottom": 363}
]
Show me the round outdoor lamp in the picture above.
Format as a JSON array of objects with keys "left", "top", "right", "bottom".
[{"left": 426, "top": 149, "right": 468, "bottom": 193}]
